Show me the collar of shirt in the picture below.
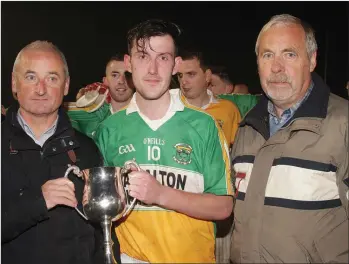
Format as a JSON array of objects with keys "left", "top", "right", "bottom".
[
  {"left": 109, "top": 104, "right": 115, "bottom": 115},
  {"left": 268, "top": 81, "right": 314, "bottom": 135},
  {"left": 126, "top": 88, "right": 185, "bottom": 115},
  {"left": 17, "top": 110, "right": 59, "bottom": 147},
  {"left": 201, "top": 89, "right": 219, "bottom": 110}
]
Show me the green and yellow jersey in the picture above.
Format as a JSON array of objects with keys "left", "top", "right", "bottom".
[
  {"left": 218, "top": 93, "right": 261, "bottom": 118},
  {"left": 95, "top": 89, "right": 232, "bottom": 263},
  {"left": 65, "top": 102, "right": 112, "bottom": 139}
]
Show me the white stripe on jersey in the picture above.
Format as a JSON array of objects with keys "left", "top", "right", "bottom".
[{"left": 129, "top": 164, "right": 204, "bottom": 211}]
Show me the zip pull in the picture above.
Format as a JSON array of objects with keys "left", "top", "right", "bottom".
[{"left": 9, "top": 142, "right": 18, "bottom": 155}]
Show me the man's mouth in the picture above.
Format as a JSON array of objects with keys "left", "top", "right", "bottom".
[
  {"left": 115, "top": 88, "right": 127, "bottom": 92},
  {"left": 144, "top": 79, "right": 161, "bottom": 85}
]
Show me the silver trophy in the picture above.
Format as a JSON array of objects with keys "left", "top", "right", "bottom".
[{"left": 64, "top": 160, "right": 140, "bottom": 264}]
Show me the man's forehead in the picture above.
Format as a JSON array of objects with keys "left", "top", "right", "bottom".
[
  {"left": 260, "top": 24, "right": 305, "bottom": 47},
  {"left": 107, "top": 60, "right": 125, "bottom": 71},
  {"left": 179, "top": 58, "right": 201, "bottom": 71},
  {"left": 211, "top": 74, "right": 223, "bottom": 81},
  {"left": 21, "top": 49, "right": 61, "bottom": 61},
  {"left": 17, "top": 50, "right": 65, "bottom": 72},
  {"left": 132, "top": 35, "right": 175, "bottom": 54}
]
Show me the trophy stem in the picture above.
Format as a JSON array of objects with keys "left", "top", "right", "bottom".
[{"left": 100, "top": 215, "right": 117, "bottom": 264}]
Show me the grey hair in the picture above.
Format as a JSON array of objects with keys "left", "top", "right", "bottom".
[
  {"left": 255, "top": 14, "right": 318, "bottom": 59},
  {"left": 13, "top": 40, "right": 69, "bottom": 78}
]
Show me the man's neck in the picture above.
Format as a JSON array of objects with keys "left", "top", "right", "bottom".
[
  {"left": 19, "top": 108, "right": 58, "bottom": 139},
  {"left": 136, "top": 91, "right": 171, "bottom": 120},
  {"left": 110, "top": 99, "right": 131, "bottom": 113},
  {"left": 186, "top": 90, "right": 210, "bottom": 108}
]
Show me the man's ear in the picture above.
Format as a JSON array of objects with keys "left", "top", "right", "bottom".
[
  {"left": 309, "top": 51, "right": 317, "bottom": 72},
  {"left": 124, "top": 54, "right": 132, "bottom": 73},
  {"left": 172, "top": 56, "right": 182, "bottom": 75},
  {"left": 226, "top": 83, "right": 234, "bottom": 94},
  {"left": 64, "top": 77, "right": 70, "bottom": 96},
  {"left": 205, "top": 69, "right": 212, "bottom": 84},
  {"left": 12, "top": 73, "right": 17, "bottom": 94},
  {"left": 11, "top": 73, "right": 19, "bottom": 100},
  {"left": 102, "top": 76, "right": 108, "bottom": 86}
]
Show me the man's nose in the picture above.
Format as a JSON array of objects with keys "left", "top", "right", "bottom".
[{"left": 35, "top": 79, "right": 47, "bottom": 95}]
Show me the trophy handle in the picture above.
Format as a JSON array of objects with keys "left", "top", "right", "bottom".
[
  {"left": 121, "top": 159, "right": 141, "bottom": 217},
  {"left": 64, "top": 164, "right": 88, "bottom": 221}
]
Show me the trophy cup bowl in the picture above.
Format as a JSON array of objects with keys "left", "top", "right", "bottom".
[{"left": 64, "top": 160, "right": 140, "bottom": 264}]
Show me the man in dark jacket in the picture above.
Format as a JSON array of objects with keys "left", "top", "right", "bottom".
[{"left": 1, "top": 40, "right": 119, "bottom": 264}]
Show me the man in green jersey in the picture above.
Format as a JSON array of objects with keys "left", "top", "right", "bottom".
[
  {"left": 95, "top": 19, "right": 234, "bottom": 263},
  {"left": 209, "top": 66, "right": 261, "bottom": 118},
  {"left": 66, "top": 54, "right": 134, "bottom": 138}
]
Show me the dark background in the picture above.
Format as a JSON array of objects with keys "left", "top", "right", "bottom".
[{"left": 2, "top": 1, "right": 348, "bottom": 106}]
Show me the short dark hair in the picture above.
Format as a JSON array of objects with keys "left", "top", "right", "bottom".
[
  {"left": 127, "top": 19, "right": 182, "bottom": 56},
  {"left": 210, "top": 65, "right": 233, "bottom": 84},
  {"left": 106, "top": 53, "right": 124, "bottom": 65},
  {"left": 180, "top": 50, "right": 208, "bottom": 71}
]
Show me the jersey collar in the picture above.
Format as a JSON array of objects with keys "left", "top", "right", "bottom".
[{"left": 126, "top": 88, "right": 185, "bottom": 115}]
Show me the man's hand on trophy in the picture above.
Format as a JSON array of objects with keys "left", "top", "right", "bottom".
[
  {"left": 76, "top": 82, "right": 108, "bottom": 100},
  {"left": 42, "top": 178, "right": 78, "bottom": 210},
  {"left": 128, "top": 171, "right": 163, "bottom": 205}
]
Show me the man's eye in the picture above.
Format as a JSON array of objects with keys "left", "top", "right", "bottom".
[
  {"left": 284, "top": 52, "right": 297, "bottom": 59},
  {"left": 25, "top": 75, "right": 36, "bottom": 81},
  {"left": 48, "top": 76, "right": 58, "bottom": 82},
  {"left": 160, "top": 55, "right": 168, "bottom": 61},
  {"left": 112, "top": 73, "right": 120, "bottom": 78},
  {"left": 262, "top": 53, "right": 273, "bottom": 59}
]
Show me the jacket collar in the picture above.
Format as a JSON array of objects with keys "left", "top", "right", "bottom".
[
  {"left": 6, "top": 102, "right": 76, "bottom": 151},
  {"left": 240, "top": 72, "right": 330, "bottom": 139}
]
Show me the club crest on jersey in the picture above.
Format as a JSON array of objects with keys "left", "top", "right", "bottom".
[{"left": 173, "top": 143, "right": 192, "bottom": 165}]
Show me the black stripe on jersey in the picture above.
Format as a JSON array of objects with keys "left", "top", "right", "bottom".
[
  {"left": 272, "top": 157, "right": 337, "bottom": 172},
  {"left": 264, "top": 197, "right": 342, "bottom": 210},
  {"left": 236, "top": 192, "right": 245, "bottom": 201},
  {"left": 232, "top": 155, "right": 255, "bottom": 165}
]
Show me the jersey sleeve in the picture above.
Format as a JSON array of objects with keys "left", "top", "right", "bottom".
[
  {"left": 202, "top": 118, "right": 233, "bottom": 196},
  {"left": 94, "top": 123, "right": 113, "bottom": 166},
  {"left": 66, "top": 103, "right": 110, "bottom": 139}
]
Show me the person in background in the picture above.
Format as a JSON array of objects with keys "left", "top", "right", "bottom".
[
  {"left": 230, "top": 14, "right": 348, "bottom": 263},
  {"left": 66, "top": 54, "right": 135, "bottom": 138},
  {"left": 233, "top": 83, "right": 249, "bottom": 94},
  {"left": 209, "top": 65, "right": 261, "bottom": 118},
  {"left": 178, "top": 50, "right": 241, "bottom": 150}
]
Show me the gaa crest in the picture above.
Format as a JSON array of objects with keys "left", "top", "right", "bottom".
[{"left": 173, "top": 143, "right": 193, "bottom": 165}]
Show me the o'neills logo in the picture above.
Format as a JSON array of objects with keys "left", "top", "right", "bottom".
[{"left": 173, "top": 143, "right": 192, "bottom": 165}]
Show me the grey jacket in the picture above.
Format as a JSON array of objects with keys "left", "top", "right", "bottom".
[{"left": 230, "top": 73, "right": 348, "bottom": 263}]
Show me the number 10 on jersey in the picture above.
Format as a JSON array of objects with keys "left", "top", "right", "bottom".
[{"left": 147, "top": 146, "right": 161, "bottom": 161}]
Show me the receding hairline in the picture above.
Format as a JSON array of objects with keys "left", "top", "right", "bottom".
[
  {"left": 255, "top": 14, "right": 318, "bottom": 58},
  {"left": 13, "top": 41, "right": 69, "bottom": 78}
]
